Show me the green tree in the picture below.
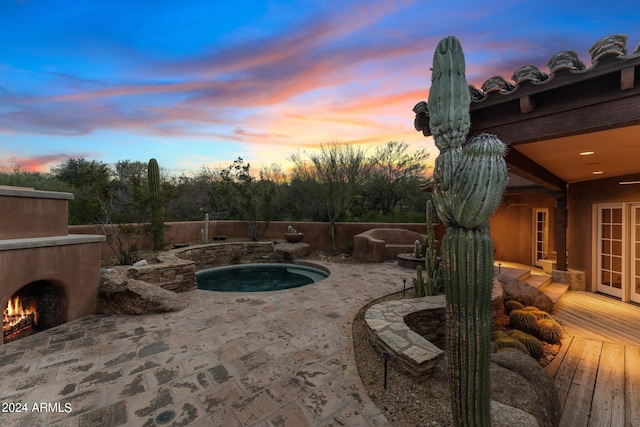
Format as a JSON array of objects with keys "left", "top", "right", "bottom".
[
  {"left": 366, "top": 141, "right": 430, "bottom": 215},
  {"left": 165, "top": 167, "right": 223, "bottom": 222},
  {"left": 50, "top": 158, "right": 114, "bottom": 224},
  {"left": 290, "top": 143, "right": 369, "bottom": 252},
  {"left": 219, "top": 158, "right": 275, "bottom": 241},
  {"left": 0, "top": 166, "right": 71, "bottom": 193}
]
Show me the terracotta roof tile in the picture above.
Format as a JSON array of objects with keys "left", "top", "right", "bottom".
[{"left": 465, "top": 34, "right": 638, "bottom": 102}]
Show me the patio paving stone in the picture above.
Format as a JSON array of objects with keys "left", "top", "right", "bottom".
[{"left": 0, "top": 260, "right": 405, "bottom": 426}]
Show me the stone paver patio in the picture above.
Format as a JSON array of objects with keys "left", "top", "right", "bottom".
[{"left": 0, "top": 261, "right": 411, "bottom": 426}]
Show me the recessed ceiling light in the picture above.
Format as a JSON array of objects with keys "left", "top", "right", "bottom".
[
  {"left": 580, "top": 151, "right": 595, "bottom": 156},
  {"left": 593, "top": 171, "right": 604, "bottom": 175}
]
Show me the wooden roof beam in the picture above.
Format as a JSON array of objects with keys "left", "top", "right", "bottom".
[{"left": 505, "top": 148, "right": 566, "bottom": 192}]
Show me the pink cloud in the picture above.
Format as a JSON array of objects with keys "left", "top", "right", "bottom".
[{"left": 2, "top": 153, "right": 88, "bottom": 172}]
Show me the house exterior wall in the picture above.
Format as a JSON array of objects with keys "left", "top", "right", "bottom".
[
  {"left": 490, "top": 193, "right": 557, "bottom": 266},
  {"left": 568, "top": 173, "right": 640, "bottom": 291}
]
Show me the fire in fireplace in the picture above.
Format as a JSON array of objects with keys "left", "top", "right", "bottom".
[
  {"left": 2, "top": 281, "right": 59, "bottom": 344},
  {"left": 3, "top": 296, "right": 38, "bottom": 343}
]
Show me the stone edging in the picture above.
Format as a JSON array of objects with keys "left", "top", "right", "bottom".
[{"left": 365, "top": 295, "right": 446, "bottom": 381}]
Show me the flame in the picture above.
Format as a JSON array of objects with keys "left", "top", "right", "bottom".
[{"left": 3, "top": 296, "right": 38, "bottom": 331}]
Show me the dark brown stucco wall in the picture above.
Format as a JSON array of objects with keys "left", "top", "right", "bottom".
[
  {"left": 490, "top": 193, "right": 557, "bottom": 266},
  {"left": 568, "top": 173, "right": 640, "bottom": 291}
]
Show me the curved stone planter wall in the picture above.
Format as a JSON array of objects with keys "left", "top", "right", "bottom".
[{"left": 365, "top": 295, "right": 446, "bottom": 381}]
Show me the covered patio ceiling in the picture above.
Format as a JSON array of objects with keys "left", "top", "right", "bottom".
[{"left": 415, "top": 34, "right": 640, "bottom": 193}]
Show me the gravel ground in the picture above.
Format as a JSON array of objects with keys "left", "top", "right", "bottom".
[{"left": 352, "top": 289, "right": 455, "bottom": 427}]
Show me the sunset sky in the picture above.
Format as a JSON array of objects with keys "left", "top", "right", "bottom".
[{"left": 1, "top": 0, "right": 638, "bottom": 175}]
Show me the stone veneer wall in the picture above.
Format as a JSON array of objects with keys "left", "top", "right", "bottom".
[
  {"left": 115, "top": 242, "right": 279, "bottom": 293},
  {"left": 174, "top": 241, "right": 277, "bottom": 270},
  {"left": 124, "top": 254, "right": 197, "bottom": 293}
]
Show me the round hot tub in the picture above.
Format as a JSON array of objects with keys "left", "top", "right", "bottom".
[{"left": 196, "top": 263, "right": 329, "bottom": 292}]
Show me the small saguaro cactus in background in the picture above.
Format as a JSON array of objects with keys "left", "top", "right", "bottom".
[
  {"left": 426, "top": 36, "right": 508, "bottom": 426},
  {"left": 148, "top": 158, "right": 165, "bottom": 251},
  {"left": 424, "top": 199, "right": 440, "bottom": 296},
  {"left": 414, "top": 265, "right": 426, "bottom": 297}
]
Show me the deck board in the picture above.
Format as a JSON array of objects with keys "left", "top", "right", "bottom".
[
  {"left": 552, "top": 336, "right": 585, "bottom": 412},
  {"left": 626, "top": 346, "right": 640, "bottom": 427},
  {"left": 547, "top": 291, "right": 640, "bottom": 426},
  {"left": 559, "top": 339, "right": 602, "bottom": 427},
  {"left": 588, "top": 342, "right": 625, "bottom": 427}
]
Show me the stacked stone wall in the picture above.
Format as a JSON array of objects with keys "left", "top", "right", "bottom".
[
  {"left": 125, "top": 254, "right": 196, "bottom": 293},
  {"left": 175, "top": 242, "right": 276, "bottom": 270}
]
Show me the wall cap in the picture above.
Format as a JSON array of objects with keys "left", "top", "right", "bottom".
[{"left": 0, "top": 186, "right": 74, "bottom": 200}]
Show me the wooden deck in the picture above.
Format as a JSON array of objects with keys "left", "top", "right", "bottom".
[{"left": 545, "top": 291, "right": 640, "bottom": 426}]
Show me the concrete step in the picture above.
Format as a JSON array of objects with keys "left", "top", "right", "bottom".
[
  {"left": 523, "top": 273, "right": 552, "bottom": 289},
  {"left": 495, "top": 266, "right": 531, "bottom": 281},
  {"left": 538, "top": 282, "right": 570, "bottom": 304}
]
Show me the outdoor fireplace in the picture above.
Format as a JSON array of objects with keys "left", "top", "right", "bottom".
[
  {"left": 0, "top": 186, "right": 105, "bottom": 345},
  {"left": 3, "top": 281, "right": 59, "bottom": 343}
]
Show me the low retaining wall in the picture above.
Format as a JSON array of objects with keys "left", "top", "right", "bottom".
[
  {"left": 102, "top": 241, "right": 310, "bottom": 294},
  {"left": 365, "top": 295, "right": 446, "bottom": 381},
  {"left": 174, "top": 241, "right": 277, "bottom": 270},
  {"left": 124, "top": 254, "right": 197, "bottom": 293}
]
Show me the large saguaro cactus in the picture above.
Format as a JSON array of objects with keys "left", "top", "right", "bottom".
[
  {"left": 148, "top": 158, "right": 165, "bottom": 251},
  {"left": 427, "top": 36, "right": 508, "bottom": 426}
]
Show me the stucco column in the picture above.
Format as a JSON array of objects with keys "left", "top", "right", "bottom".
[{"left": 555, "top": 192, "right": 567, "bottom": 271}]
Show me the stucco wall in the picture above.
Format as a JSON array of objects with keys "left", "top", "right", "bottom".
[
  {"left": 568, "top": 173, "right": 640, "bottom": 290},
  {"left": 490, "top": 193, "right": 557, "bottom": 266},
  {"left": 70, "top": 220, "right": 444, "bottom": 256},
  {"left": 0, "top": 187, "right": 73, "bottom": 239}
]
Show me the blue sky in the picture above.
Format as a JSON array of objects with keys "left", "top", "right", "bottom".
[{"left": 1, "top": 0, "right": 638, "bottom": 174}]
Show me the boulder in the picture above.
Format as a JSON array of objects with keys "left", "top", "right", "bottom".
[
  {"left": 99, "top": 271, "right": 187, "bottom": 315},
  {"left": 496, "top": 273, "right": 554, "bottom": 313},
  {"left": 490, "top": 350, "right": 561, "bottom": 427},
  {"left": 274, "top": 242, "right": 310, "bottom": 261},
  {"left": 491, "top": 279, "right": 506, "bottom": 331},
  {"left": 490, "top": 400, "right": 540, "bottom": 427}
]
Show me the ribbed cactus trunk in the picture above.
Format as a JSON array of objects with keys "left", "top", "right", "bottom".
[
  {"left": 148, "top": 158, "right": 165, "bottom": 251},
  {"left": 425, "top": 200, "right": 439, "bottom": 297},
  {"left": 426, "top": 36, "right": 508, "bottom": 426},
  {"left": 441, "top": 226, "right": 494, "bottom": 426},
  {"left": 414, "top": 265, "right": 425, "bottom": 297}
]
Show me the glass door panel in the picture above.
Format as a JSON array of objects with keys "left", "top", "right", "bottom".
[
  {"left": 533, "top": 209, "right": 549, "bottom": 267},
  {"left": 597, "top": 204, "right": 623, "bottom": 298},
  {"left": 631, "top": 204, "right": 640, "bottom": 303}
]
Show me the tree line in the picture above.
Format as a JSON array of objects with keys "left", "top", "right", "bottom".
[{"left": 0, "top": 141, "right": 432, "bottom": 247}]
